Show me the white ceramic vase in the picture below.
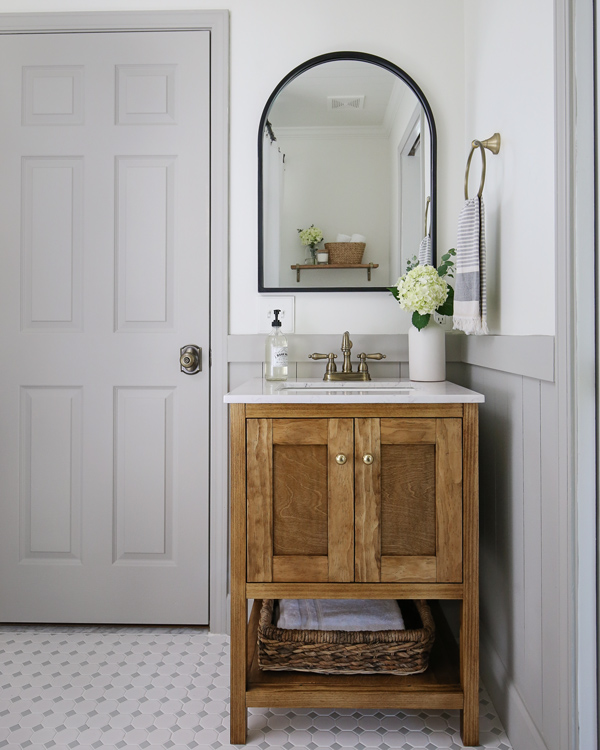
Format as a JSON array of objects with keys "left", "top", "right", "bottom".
[{"left": 408, "top": 318, "right": 446, "bottom": 381}]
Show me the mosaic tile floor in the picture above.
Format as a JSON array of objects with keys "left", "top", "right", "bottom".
[{"left": 0, "top": 626, "right": 512, "bottom": 750}]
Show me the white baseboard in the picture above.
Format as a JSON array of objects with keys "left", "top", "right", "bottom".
[{"left": 480, "top": 625, "right": 549, "bottom": 750}]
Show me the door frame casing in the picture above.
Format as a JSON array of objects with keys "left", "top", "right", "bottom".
[{"left": 0, "top": 10, "right": 230, "bottom": 633}]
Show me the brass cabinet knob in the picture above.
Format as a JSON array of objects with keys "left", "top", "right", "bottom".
[
  {"left": 363, "top": 454, "right": 374, "bottom": 465},
  {"left": 335, "top": 454, "right": 347, "bottom": 465}
]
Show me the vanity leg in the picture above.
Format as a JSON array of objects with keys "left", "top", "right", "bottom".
[
  {"left": 460, "top": 403, "right": 479, "bottom": 746},
  {"left": 230, "top": 587, "right": 247, "bottom": 744},
  {"left": 230, "top": 404, "right": 248, "bottom": 744},
  {"left": 459, "top": 596, "right": 479, "bottom": 746}
]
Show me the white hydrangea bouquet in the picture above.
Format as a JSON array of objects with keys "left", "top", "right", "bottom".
[
  {"left": 297, "top": 224, "right": 324, "bottom": 263},
  {"left": 388, "top": 250, "right": 456, "bottom": 330}
]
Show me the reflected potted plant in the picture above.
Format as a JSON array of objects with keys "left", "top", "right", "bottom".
[{"left": 297, "top": 224, "right": 324, "bottom": 264}]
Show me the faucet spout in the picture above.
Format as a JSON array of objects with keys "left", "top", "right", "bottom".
[{"left": 341, "top": 331, "right": 353, "bottom": 373}]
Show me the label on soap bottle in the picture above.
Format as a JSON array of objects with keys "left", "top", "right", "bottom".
[{"left": 272, "top": 347, "right": 288, "bottom": 366}]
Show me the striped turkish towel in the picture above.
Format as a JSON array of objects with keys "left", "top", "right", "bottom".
[
  {"left": 417, "top": 234, "right": 432, "bottom": 266},
  {"left": 453, "top": 196, "right": 489, "bottom": 335}
]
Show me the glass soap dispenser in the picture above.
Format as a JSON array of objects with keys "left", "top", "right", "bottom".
[{"left": 265, "top": 309, "right": 288, "bottom": 381}]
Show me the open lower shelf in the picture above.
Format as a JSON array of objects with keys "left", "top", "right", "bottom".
[
  {"left": 290, "top": 263, "right": 379, "bottom": 281},
  {"left": 245, "top": 600, "right": 462, "bottom": 710}
]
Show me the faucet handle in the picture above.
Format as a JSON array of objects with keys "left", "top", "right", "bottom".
[
  {"left": 309, "top": 352, "right": 338, "bottom": 373},
  {"left": 357, "top": 352, "right": 387, "bottom": 373}
]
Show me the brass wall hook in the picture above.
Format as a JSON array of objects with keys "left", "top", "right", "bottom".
[{"left": 464, "top": 132, "right": 501, "bottom": 200}]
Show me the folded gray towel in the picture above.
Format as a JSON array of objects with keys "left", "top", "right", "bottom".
[
  {"left": 277, "top": 599, "right": 405, "bottom": 631},
  {"left": 453, "top": 195, "right": 489, "bottom": 335}
]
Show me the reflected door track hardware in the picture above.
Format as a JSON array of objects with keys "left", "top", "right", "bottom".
[{"left": 180, "top": 345, "right": 202, "bottom": 374}]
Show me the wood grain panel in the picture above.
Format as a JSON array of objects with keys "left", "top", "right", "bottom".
[
  {"left": 246, "top": 419, "right": 273, "bottom": 582},
  {"left": 381, "top": 556, "right": 437, "bottom": 582},
  {"left": 460, "top": 404, "right": 479, "bottom": 744},
  {"left": 246, "top": 689, "right": 463, "bottom": 710},
  {"left": 327, "top": 419, "right": 354, "bottom": 582},
  {"left": 272, "top": 555, "right": 329, "bottom": 582},
  {"left": 229, "top": 404, "right": 247, "bottom": 744},
  {"left": 246, "top": 404, "right": 464, "bottom": 419},
  {"left": 381, "top": 444, "right": 436, "bottom": 556},
  {"left": 381, "top": 418, "right": 437, "bottom": 444},
  {"left": 246, "top": 582, "right": 464, "bottom": 599},
  {"left": 354, "top": 418, "right": 381, "bottom": 582},
  {"left": 273, "top": 444, "right": 328, "bottom": 555},
  {"left": 436, "top": 418, "right": 463, "bottom": 582},
  {"left": 272, "top": 418, "right": 328, "bottom": 444}
]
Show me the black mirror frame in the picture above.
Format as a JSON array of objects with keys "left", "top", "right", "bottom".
[{"left": 258, "top": 51, "right": 437, "bottom": 293}]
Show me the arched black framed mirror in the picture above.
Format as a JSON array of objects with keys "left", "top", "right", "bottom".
[{"left": 258, "top": 51, "right": 437, "bottom": 293}]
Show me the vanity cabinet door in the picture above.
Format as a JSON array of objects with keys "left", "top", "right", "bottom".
[
  {"left": 246, "top": 418, "right": 354, "bottom": 583},
  {"left": 355, "top": 417, "right": 463, "bottom": 583}
]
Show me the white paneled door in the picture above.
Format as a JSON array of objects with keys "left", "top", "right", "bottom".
[{"left": 0, "top": 30, "right": 211, "bottom": 623}]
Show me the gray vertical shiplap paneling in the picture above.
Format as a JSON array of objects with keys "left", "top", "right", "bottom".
[
  {"left": 450, "top": 363, "right": 560, "bottom": 750},
  {"left": 522, "top": 376, "right": 544, "bottom": 728},
  {"left": 229, "top": 357, "right": 562, "bottom": 750},
  {"left": 539, "top": 380, "right": 563, "bottom": 750}
]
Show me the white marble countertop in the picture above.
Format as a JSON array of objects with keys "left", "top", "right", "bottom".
[{"left": 224, "top": 378, "right": 484, "bottom": 404}]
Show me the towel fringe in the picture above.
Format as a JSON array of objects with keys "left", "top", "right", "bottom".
[{"left": 453, "top": 317, "right": 489, "bottom": 336}]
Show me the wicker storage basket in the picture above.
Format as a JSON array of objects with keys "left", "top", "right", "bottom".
[
  {"left": 324, "top": 242, "right": 366, "bottom": 265},
  {"left": 257, "top": 599, "right": 435, "bottom": 675}
]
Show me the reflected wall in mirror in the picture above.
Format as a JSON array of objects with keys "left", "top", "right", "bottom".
[{"left": 259, "top": 52, "right": 437, "bottom": 293}]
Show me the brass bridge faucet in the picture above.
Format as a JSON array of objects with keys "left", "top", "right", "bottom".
[{"left": 309, "top": 331, "right": 386, "bottom": 381}]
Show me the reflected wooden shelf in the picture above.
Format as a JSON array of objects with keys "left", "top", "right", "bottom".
[
  {"left": 245, "top": 599, "right": 462, "bottom": 710},
  {"left": 290, "top": 263, "right": 379, "bottom": 282}
]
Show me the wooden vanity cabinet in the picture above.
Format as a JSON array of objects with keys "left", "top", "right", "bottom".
[{"left": 230, "top": 402, "right": 479, "bottom": 746}]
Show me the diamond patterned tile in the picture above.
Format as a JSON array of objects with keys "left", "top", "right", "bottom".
[{"left": 0, "top": 625, "right": 512, "bottom": 749}]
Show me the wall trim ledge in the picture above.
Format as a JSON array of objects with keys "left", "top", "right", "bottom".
[
  {"left": 480, "top": 625, "right": 549, "bottom": 750},
  {"left": 228, "top": 333, "right": 555, "bottom": 382}
]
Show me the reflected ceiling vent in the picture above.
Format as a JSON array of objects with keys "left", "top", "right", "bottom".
[{"left": 327, "top": 95, "right": 365, "bottom": 110}]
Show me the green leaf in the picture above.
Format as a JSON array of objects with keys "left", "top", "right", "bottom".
[
  {"left": 436, "top": 285, "right": 454, "bottom": 317},
  {"left": 437, "top": 263, "right": 449, "bottom": 277},
  {"left": 387, "top": 286, "right": 400, "bottom": 301},
  {"left": 411, "top": 311, "right": 430, "bottom": 330},
  {"left": 442, "top": 253, "right": 451, "bottom": 261}
]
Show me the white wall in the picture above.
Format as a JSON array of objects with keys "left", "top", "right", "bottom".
[
  {"left": 277, "top": 133, "right": 391, "bottom": 288},
  {"left": 2, "top": 0, "right": 466, "bottom": 334},
  {"left": 460, "top": 1, "right": 565, "bottom": 748},
  {"left": 464, "top": 0, "right": 555, "bottom": 335}
]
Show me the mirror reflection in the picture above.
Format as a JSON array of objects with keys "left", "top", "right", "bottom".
[{"left": 259, "top": 53, "right": 436, "bottom": 292}]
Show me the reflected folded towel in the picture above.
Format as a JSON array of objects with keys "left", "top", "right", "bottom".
[
  {"left": 336, "top": 233, "right": 352, "bottom": 242},
  {"left": 350, "top": 233, "right": 366, "bottom": 243},
  {"left": 417, "top": 234, "right": 432, "bottom": 266},
  {"left": 277, "top": 599, "right": 405, "bottom": 631}
]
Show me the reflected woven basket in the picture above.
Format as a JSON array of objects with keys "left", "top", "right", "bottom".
[{"left": 324, "top": 242, "right": 366, "bottom": 265}]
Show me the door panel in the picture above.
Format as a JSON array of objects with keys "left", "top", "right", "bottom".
[
  {"left": 0, "top": 30, "right": 210, "bottom": 623},
  {"left": 434, "top": 418, "right": 463, "bottom": 582},
  {"left": 354, "top": 417, "right": 381, "bottom": 582},
  {"left": 356, "top": 417, "right": 463, "bottom": 583},
  {"left": 246, "top": 418, "right": 354, "bottom": 583}
]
